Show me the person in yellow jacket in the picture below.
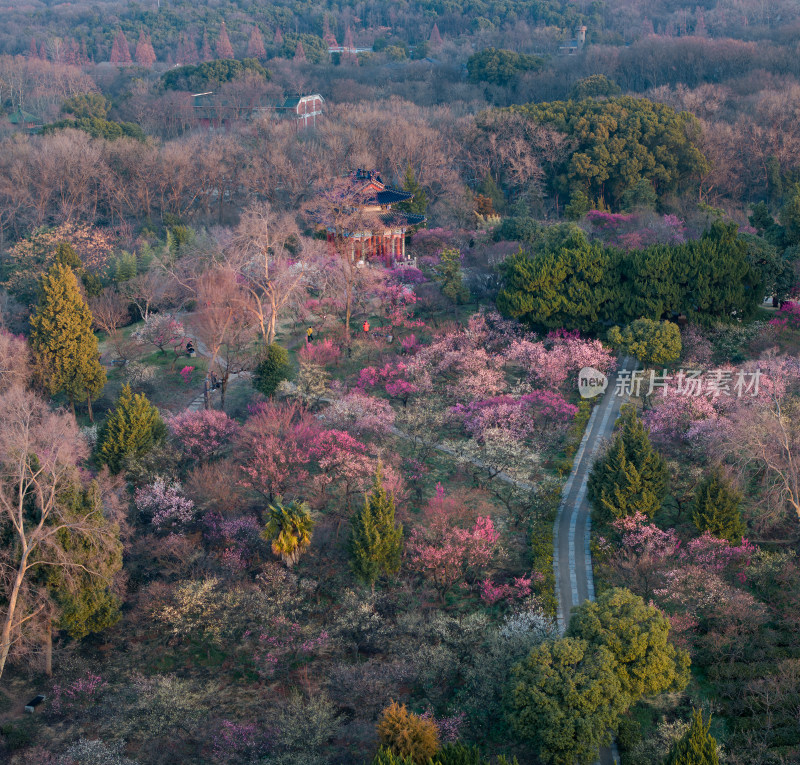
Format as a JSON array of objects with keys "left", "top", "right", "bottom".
[{"left": 306, "top": 327, "right": 314, "bottom": 343}]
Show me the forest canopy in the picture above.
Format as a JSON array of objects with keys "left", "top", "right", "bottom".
[{"left": 505, "top": 97, "right": 709, "bottom": 210}]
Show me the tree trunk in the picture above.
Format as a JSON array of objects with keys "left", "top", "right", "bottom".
[
  {"left": 86, "top": 392, "right": 94, "bottom": 423},
  {"left": 44, "top": 619, "right": 52, "bottom": 677},
  {"left": 220, "top": 376, "right": 228, "bottom": 411},
  {"left": 0, "top": 557, "right": 28, "bottom": 681},
  {"left": 345, "top": 280, "right": 352, "bottom": 343}
]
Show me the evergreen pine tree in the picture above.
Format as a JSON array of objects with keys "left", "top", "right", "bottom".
[
  {"left": 692, "top": 471, "right": 746, "bottom": 542},
  {"left": 588, "top": 404, "right": 667, "bottom": 520},
  {"left": 349, "top": 463, "right": 403, "bottom": 590},
  {"left": 55, "top": 241, "right": 81, "bottom": 270},
  {"left": 665, "top": 710, "right": 719, "bottom": 765},
  {"left": 96, "top": 384, "right": 166, "bottom": 473},
  {"left": 438, "top": 248, "right": 470, "bottom": 304},
  {"left": 29, "top": 262, "right": 106, "bottom": 420},
  {"left": 48, "top": 481, "right": 123, "bottom": 640},
  {"left": 397, "top": 163, "right": 428, "bottom": 218}
]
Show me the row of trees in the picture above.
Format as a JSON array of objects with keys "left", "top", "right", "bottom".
[{"left": 497, "top": 223, "right": 775, "bottom": 332}]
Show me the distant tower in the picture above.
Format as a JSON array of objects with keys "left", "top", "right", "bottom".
[{"left": 577, "top": 26, "right": 587, "bottom": 46}]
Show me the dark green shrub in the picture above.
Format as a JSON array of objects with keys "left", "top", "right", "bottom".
[{"left": 253, "top": 344, "right": 291, "bottom": 397}]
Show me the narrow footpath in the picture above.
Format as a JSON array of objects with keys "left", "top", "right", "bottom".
[{"left": 553, "top": 357, "right": 635, "bottom": 765}]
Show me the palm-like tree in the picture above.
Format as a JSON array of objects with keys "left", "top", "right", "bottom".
[{"left": 263, "top": 498, "right": 314, "bottom": 566}]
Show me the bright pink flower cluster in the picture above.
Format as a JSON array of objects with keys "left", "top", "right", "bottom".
[
  {"left": 298, "top": 338, "right": 342, "bottom": 366},
  {"left": 611, "top": 512, "right": 680, "bottom": 561},
  {"left": 407, "top": 515, "right": 500, "bottom": 596},
  {"left": 421, "top": 709, "right": 466, "bottom": 743},
  {"left": 508, "top": 331, "right": 615, "bottom": 391},
  {"left": 680, "top": 532, "right": 755, "bottom": 571},
  {"left": 479, "top": 575, "right": 538, "bottom": 605},
  {"left": 769, "top": 301, "right": 800, "bottom": 330},
  {"left": 212, "top": 720, "right": 264, "bottom": 763},
  {"left": 357, "top": 362, "right": 419, "bottom": 403},
  {"left": 51, "top": 672, "right": 106, "bottom": 714},
  {"left": 168, "top": 409, "right": 239, "bottom": 463}
]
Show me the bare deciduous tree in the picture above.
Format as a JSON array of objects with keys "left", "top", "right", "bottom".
[
  {"left": 0, "top": 388, "right": 118, "bottom": 679},
  {"left": 90, "top": 289, "right": 131, "bottom": 361},
  {"left": 226, "top": 201, "right": 316, "bottom": 345}
]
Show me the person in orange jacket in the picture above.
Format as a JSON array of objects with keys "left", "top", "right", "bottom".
[{"left": 362, "top": 320, "right": 370, "bottom": 333}]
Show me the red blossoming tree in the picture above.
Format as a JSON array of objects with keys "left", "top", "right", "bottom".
[
  {"left": 216, "top": 22, "right": 235, "bottom": 60},
  {"left": 135, "top": 30, "right": 156, "bottom": 67},
  {"left": 109, "top": 30, "right": 132, "bottom": 64},
  {"left": 247, "top": 25, "right": 266, "bottom": 59}
]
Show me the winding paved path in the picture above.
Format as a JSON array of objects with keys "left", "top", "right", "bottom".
[{"left": 553, "top": 357, "right": 634, "bottom": 765}]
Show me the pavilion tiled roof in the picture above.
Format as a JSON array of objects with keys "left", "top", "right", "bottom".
[
  {"left": 375, "top": 188, "right": 413, "bottom": 205},
  {"left": 379, "top": 210, "right": 426, "bottom": 226}
]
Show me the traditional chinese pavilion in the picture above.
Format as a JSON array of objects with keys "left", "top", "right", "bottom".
[{"left": 325, "top": 169, "right": 425, "bottom": 261}]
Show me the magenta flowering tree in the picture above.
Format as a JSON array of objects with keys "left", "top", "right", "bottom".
[
  {"left": 407, "top": 515, "right": 500, "bottom": 599},
  {"left": 420, "top": 709, "right": 466, "bottom": 743},
  {"left": 603, "top": 512, "right": 680, "bottom": 600},
  {"left": 507, "top": 331, "right": 615, "bottom": 391},
  {"left": 168, "top": 409, "right": 239, "bottom": 463},
  {"left": 179, "top": 365, "right": 195, "bottom": 384},
  {"left": 377, "top": 282, "right": 425, "bottom": 330},
  {"left": 769, "top": 301, "right": 800, "bottom": 331},
  {"left": 250, "top": 616, "right": 329, "bottom": 680},
  {"left": 298, "top": 338, "right": 342, "bottom": 366},
  {"left": 204, "top": 514, "right": 263, "bottom": 571},
  {"left": 212, "top": 720, "right": 265, "bottom": 763},
  {"left": 643, "top": 393, "right": 720, "bottom": 444},
  {"left": 309, "top": 429, "right": 374, "bottom": 513},
  {"left": 135, "top": 479, "right": 196, "bottom": 530},
  {"left": 400, "top": 333, "right": 420, "bottom": 355},
  {"left": 585, "top": 210, "right": 687, "bottom": 249},
  {"left": 679, "top": 532, "right": 755, "bottom": 571},
  {"left": 479, "top": 575, "right": 538, "bottom": 605},
  {"left": 453, "top": 391, "right": 577, "bottom": 443},
  {"left": 236, "top": 402, "right": 320, "bottom": 501},
  {"left": 389, "top": 266, "right": 427, "bottom": 285},
  {"left": 51, "top": 672, "right": 106, "bottom": 715},
  {"left": 357, "top": 362, "right": 420, "bottom": 405}
]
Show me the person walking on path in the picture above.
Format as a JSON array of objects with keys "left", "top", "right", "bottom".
[
  {"left": 362, "top": 320, "right": 370, "bottom": 334},
  {"left": 307, "top": 327, "right": 314, "bottom": 343}
]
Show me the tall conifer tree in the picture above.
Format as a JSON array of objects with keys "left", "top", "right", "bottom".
[
  {"left": 588, "top": 404, "right": 667, "bottom": 520},
  {"left": 692, "top": 471, "right": 746, "bottom": 542},
  {"left": 665, "top": 710, "right": 719, "bottom": 765},
  {"left": 398, "top": 163, "right": 428, "bottom": 217},
  {"left": 96, "top": 384, "right": 165, "bottom": 473},
  {"left": 349, "top": 464, "right": 403, "bottom": 590},
  {"left": 30, "top": 262, "right": 106, "bottom": 420},
  {"left": 216, "top": 21, "right": 235, "bottom": 59}
]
